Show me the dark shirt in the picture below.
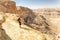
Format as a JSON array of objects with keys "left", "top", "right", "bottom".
[{"left": 17, "top": 18, "right": 21, "bottom": 25}]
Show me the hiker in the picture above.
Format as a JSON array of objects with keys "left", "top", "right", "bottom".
[{"left": 17, "top": 17, "right": 21, "bottom": 26}]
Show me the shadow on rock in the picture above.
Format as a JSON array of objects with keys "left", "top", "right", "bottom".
[{"left": 0, "top": 25, "right": 11, "bottom": 40}]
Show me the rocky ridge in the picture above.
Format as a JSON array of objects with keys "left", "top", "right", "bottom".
[
  {"left": 0, "top": 12, "right": 55, "bottom": 40},
  {"left": 0, "top": 0, "right": 59, "bottom": 40}
]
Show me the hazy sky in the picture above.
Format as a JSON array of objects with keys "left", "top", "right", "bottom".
[{"left": 14, "top": 0, "right": 60, "bottom": 9}]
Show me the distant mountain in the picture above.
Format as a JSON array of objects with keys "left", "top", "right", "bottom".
[{"left": 33, "top": 8, "right": 60, "bottom": 15}]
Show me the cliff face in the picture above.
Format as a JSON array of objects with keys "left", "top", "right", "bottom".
[
  {"left": 17, "top": 6, "right": 35, "bottom": 24},
  {"left": 0, "top": 1, "right": 35, "bottom": 24},
  {"left": 0, "top": 1, "right": 17, "bottom": 13}
]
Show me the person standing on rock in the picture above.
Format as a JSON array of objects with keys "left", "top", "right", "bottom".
[{"left": 17, "top": 17, "right": 21, "bottom": 26}]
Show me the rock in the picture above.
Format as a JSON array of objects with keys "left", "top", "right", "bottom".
[
  {"left": 0, "top": 12, "right": 5, "bottom": 24},
  {"left": 0, "top": 1, "right": 17, "bottom": 13},
  {"left": 17, "top": 6, "right": 35, "bottom": 24},
  {"left": 0, "top": 12, "right": 45, "bottom": 40},
  {"left": 0, "top": 0, "right": 12, "bottom": 2},
  {"left": 0, "top": 26, "right": 11, "bottom": 40},
  {"left": 0, "top": 0, "right": 57, "bottom": 40},
  {"left": 33, "top": 8, "right": 60, "bottom": 34},
  {"left": 33, "top": 8, "right": 60, "bottom": 40},
  {"left": 0, "top": 12, "right": 11, "bottom": 40},
  {"left": 0, "top": 1, "right": 35, "bottom": 24},
  {"left": 33, "top": 8, "right": 60, "bottom": 15},
  {"left": 56, "top": 33, "right": 60, "bottom": 40},
  {"left": 44, "top": 34, "right": 55, "bottom": 40}
]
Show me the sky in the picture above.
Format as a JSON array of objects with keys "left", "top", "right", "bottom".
[{"left": 13, "top": 0, "right": 60, "bottom": 9}]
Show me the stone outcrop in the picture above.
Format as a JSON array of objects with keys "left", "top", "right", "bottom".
[
  {"left": 17, "top": 6, "right": 35, "bottom": 24},
  {"left": 0, "top": 10, "right": 57, "bottom": 40},
  {"left": 0, "top": 26, "right": 11, "bottom": 40},
  {"left": 0, "top": 12, "right": 44, "bottom": 40},
  {"left": 0, "top": 12, "right": 12, "bottom": 40},
  {"left": 0, "top": 1, "right": 17, "bottom": 13},
  {"left": 0, "top": 12, "right": 55, "bottom": 40},
  {"left": 0, "top": 0, "right": 58, "bottom": 40},
  {"left": 0, "top": 1, "right": 35, "bottom": 24}
]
